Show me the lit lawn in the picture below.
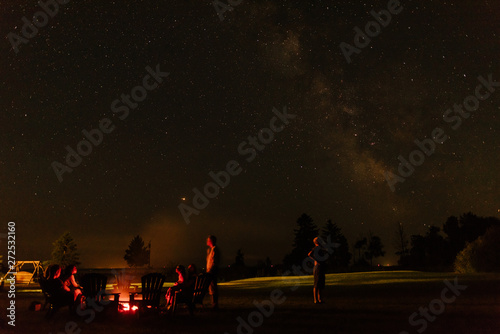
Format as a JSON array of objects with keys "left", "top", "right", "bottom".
[{"left": 1, "top": 271, "right": 499, "bottom": 334}]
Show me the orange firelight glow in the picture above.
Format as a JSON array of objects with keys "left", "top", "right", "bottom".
[{"left": 120, "top": 302, "right": 139, "bottom": 312}]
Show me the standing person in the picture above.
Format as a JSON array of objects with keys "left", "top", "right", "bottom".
[
  {"left": 308, "top": 237, "right": 328, "bottom": 304},
  {"left": 206, "top": 235, "right": 220, "bottom": 309}
]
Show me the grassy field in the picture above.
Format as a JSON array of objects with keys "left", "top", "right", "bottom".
[{"left": 1, "top": 271, "right": 499, "bottom": 334}]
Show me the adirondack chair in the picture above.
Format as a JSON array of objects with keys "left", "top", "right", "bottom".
[
  {"left": 172, "top": 273, "right": 210, "bottom": 316},
  {"left": 40, "top": 278, "right": 51, "bottom": 311},
  {"left": 80, "top": 273, "right": 120, "bottom": 314},
  {"left": 113, "top": 272, "right": 134, "bottom": 292},
  {"left": 130, "top": 273, "right": 166, "bottom": 316},
  {"left": 39, "top": 278, "right": 73, "bottom": 319}
]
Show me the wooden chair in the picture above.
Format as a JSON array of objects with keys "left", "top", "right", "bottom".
[
  {"left": 40, "top": 279, "right": 51, "bottom": 311},
  {"left": 39, "top": 278, "right": 73, "bottom": 319},
  {"left": 130, "top": 273, "right": 166, "bottom": 316},
  {"left": 113, "top": 273, "right": 134, "bottom": 292},
  {"left": 80, "top": 273, "right": 120, "bottom": 314},
  {"left": 172, "top": 273, "right": 210, "bottom": 316}
]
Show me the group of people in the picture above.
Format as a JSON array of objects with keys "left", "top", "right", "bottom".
[
  {"left": 165, "top": 235, "right": 220, "bottom": 310},
  {"left": 168, "top": 234, "right": 326, "bottom": 307},
  {"left": 42, "top": 234, "right": 326, "bottom": 312},
  {"left": 164, "top": 263, "right": 197, "bottom": 307},
  {"left": 42, "top": 235, "right": 221, "bottom": 312},
  {"left": 43, "top": 264, "right": 83, "bottom": 309}
]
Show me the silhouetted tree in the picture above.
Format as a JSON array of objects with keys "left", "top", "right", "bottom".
[
  {"left": 365, "top": 234, "right": 385, "bottom": 266},
  {"left": 460, "top": 212, "right": 493, "bottom": 243},
  {"left": 283, "top": 213, "right": 318, "bottom": 269},
  {"left": 256, "top": 256, "right": 273, "bottom": 277},
  {"left": 393, "top": 222, "right": 410, "bottom": 266},
  {"left": 124, "top": 235, "right": 150, "bottom": 268},
  {"left": 51, "top": 232, "right": 80, "bottom": 267},
  {"left": 455, "top": 226, "right": 500, "bottom": 273},
  {"left": 321, "top": 219, "right": 351, "bottom": 270},
  {"left": 443, "top": 215, "right": 461, "bottom": 264},
  {"left": 425, "top": 226, "right": 445, "bottom": 267},
  {"left": 409, "top": 234, "right": 426, "bottom": 267},
  {"left": 407, "top": 226, "right": 446, "bottom": 269},
  {"left": 265, "top": 256, "right": 272, "bottom": 268},
  {"left": 353, "top": 237, "right": 367, "bottom": 264},
  {"left": 234, "top": 248, "right": 245, "bottom": 267},
  {"left": 443, "top": 213, "right": 500, "bottom": 265}
]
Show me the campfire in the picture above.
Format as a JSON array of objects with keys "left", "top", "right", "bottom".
[
  {"left": 118, "top": 302, "right": 138, "bottom": 313},
  {"left": 113, "top": 272, "right": 140, "bottom": 313},
  {"left": 115, "top": 292, "right": 141, "bottom": 313}
]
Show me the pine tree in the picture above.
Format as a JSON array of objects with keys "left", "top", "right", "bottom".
[
  {"left": 283, "top": 213, "right": 318, "bottom": 269},
  {"left": 124, "top": 235, "right": 150, "bottom": 268},
  {"left": 321, "top": 219, "right": 351, "bottom": 270},
  {"left": 51, "top": 232, "right": 81, "bottom": 267}
]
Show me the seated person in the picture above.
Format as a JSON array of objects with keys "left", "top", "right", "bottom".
[
  {"left": 61, "top": 265, "right": 83, "bottom": 304},
  {"left": 165, "top": 265, "right": 186, "bottom": 308},
  {"left": 44, "top": 264, "right": 75, "bottom": 307},
  {"left": 184, "top": 264, "right": 198, "bottom": 293}
]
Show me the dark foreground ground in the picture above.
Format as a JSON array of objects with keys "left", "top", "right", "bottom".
[{"left": 1, "top": 271, "right": 499, "bottom": 334}]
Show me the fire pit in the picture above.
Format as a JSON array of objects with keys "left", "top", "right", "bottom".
[
  {"left": 118, "top": 301, "right": 138, "bottom": 313},
  {"left": 113, "top": 273, "right": 141, "bottom": 314},
  {"left": 116, "top": 293, "right": 141, "bottom": 314}
]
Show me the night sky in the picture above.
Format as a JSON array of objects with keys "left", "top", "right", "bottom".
[{"left": 1, "top": 1, "right": 499, "bottom": 268}]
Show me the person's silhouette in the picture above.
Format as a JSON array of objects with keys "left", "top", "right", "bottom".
[{"left": 206, "top": 235, "right": 220, "bottom": 309}]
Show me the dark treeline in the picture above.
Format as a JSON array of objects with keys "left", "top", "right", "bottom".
[
  {"left": 273, "top": 211, "right": 500, "bottom": 277},
  {"left": 282, "top": 213, "right": 382, "bottom": 273},
  {"left": 12, "top": 212, "right": 496, "bottom": 283},
  {"left": 396, "top": 212, "right": 500, "bottom": 271},
  {"left": 224, "top": 213, "right": 388, "bottom": 279}
]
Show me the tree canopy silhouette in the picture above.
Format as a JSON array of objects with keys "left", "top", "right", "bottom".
[
  {"left": 124, "top": 235, "right": 150, "bottom": 268},
  {"left": 353, "top": 237, "right": 367, "bottom": 265},
  {"left": 283, "top": 213, "right": 318, "bottom": 269},
  {"left": 393, "top": 222, "right": 410, "bottom": 266},
  {"left": 365, "top": 234, "right": 385, "bottom": 266},
  {"left": 443, "top": 212, "right": 500, "bottom": 261},
  {"left": 234, "top": 248, "right": 245, "bottom": 267},
  {"left": 405, "top": 212, "right": 500, "bottom": 269},
  {"left": 455, "top": 226, "right": 500, "bottom": 273},
  {"left": 51, "top": 231, "right": 80, "bottom": 267},
  {"left": 321, "top": 219, "right": 351, "bottom": 270}
]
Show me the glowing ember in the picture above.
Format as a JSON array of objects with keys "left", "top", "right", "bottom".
[{"left": 119, "top": 302, "right": 138, "bottom": 312}]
